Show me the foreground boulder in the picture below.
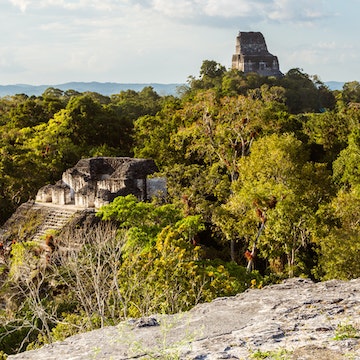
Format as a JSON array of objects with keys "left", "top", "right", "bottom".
[{"left": 9, "top": 278, "right": 360, "bottom": 359}]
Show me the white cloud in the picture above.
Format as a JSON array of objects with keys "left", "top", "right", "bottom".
[
  {"left": 2, "top": 0, "right": 357, "bottom": 84},
  {"left": 268, "top": 0, "right": 326, "bottom": 22},
  {"left": 135, "top": 0, "right": 263, "bottom": 20},
  {"left": 286, "top": 40, "right": 357, "bottom": 69},
  {"left": 9, "top": 0, "right": 30, "bottom": 12},
  {"left": 9, "top": 0, "right": 129, "bottom": 13},
  {"left": 317, "top": 41, "right": 336, "bottom": 50},
  {"left": 0, "top": 45, "right": 28, "bottom": 76},
  {"left": 7, "top": 0, "right": 331, "bottom": 25},
  {"left": 290, "top": 49, "right": 329, "bottom": 66},
  {"left": 152, "top": 0, "right": 196, "bottom": 18},
  {"left": 143, "top": 0, "right": 329, "bottom": 24},
  {"left": 47, "top": 0, "right": 119, "bottom": 11},
  {"left": 202, "top": 0, "right": 266, "bottom": 18}
]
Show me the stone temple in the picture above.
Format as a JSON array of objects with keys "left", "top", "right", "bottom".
[
  {"left": 36, "top": 157, "right": 166, "bottom": 209},
  {"left": 231, "top": 31, "right": 282, "bottom": 77}
]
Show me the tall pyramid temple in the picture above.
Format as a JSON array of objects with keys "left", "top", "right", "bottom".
[{"left": 232, "top": 31, "right": 283, "bottom": 77}]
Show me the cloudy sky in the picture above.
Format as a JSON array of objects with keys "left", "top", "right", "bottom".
[{"left": 0, "top": 0, "right": 359, "bottom": 85}]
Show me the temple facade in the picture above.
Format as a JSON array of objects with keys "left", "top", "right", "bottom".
[
  {"left": 232, "top": 31, "right": 282, "bottom": 77},
  {"left": 36, "top": 157, "right": 166, "bottom": 209}
]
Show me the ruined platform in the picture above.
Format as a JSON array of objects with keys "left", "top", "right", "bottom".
[{"left": 36, "top": 157, "right": 166, "bottom": 209}]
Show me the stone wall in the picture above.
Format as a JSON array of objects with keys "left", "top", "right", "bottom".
[
  {"left": 232, "top": 31, "right": 282, "bottom": 77},
  {"left": 36, "top": 157, "right": 165, "bottom": 209}
]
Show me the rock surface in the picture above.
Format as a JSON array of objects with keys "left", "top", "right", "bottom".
[{"left": 8, "top": 278, "right": 360, "bottom": 359}]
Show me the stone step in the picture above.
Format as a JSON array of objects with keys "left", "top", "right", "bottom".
[{"left": 32, "top": 207, "right": 80, "bottom": 241}]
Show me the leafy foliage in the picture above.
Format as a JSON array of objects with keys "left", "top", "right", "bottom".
[
  {"left": 217, "top": 133, "right": 332, "bottom": 275},
  {"left": 0, "top": 62, "right": 359, "bottom": 356},
  {"left": 1, "top": 198, "right": 258, "bottom": 354},
  {"left": 314, "top": 189, "right": 360, "bottom": 280},
  {"left": 333, "top": 322, "right": 360, "bottom": 340}
]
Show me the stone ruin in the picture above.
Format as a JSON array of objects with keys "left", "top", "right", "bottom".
[
  {"left": 232, "top": 31, "right": 283, "bottom": 77},
  {"left": 36, "top": 157, "right": 166, "bottom": 209}
]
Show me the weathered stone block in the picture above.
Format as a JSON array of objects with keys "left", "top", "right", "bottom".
[
  {"left": 232, "top": 31, "right": 282, "bottom": 77},
  {"left": 35, "top": 184, "right": 53, "bottom": 203},
  {"left": 35, "top": 157, "right": 166, "bottom": 209}
]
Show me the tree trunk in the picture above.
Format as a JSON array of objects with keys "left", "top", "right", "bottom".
[
  {"left": 246, "top": 221, "right": 265, "bottom": 272},
  {"left": 230, "top": 239, "right": 236, "bottom": 262}
]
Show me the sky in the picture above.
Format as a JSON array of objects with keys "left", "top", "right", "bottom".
[{"left": 0, "top": 0, "right": 359, "bottom": 85}]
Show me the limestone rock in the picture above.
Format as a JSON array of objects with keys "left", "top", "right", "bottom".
[{"left": 8, "top": 278, "right": 360, "bottom": 359}]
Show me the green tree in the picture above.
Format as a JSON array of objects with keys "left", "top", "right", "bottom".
[
  {"left": 135, "top": 83, "right": 293, "bottom": 261},
  {"left": 133, "top": 96, "right": 182, "bottom": 166},
  {"left": 24, "top": 109, "right": 81, "bottom": 177},
  {"left": 173, "top": 90, "right": 266, "bottom": 181},
  {"left": 302, "top": 110, "right": 350, "bottom": 164},
  {"left": 109, "top": 86, "right": 161, "bottom": 120},
  {"left": 280, "top": 68, "right": 322, "bottom": 113},
  {"left": 342, "top": 81, "right": 360, "bottom": 104},
  {"left": 0, "top": 87, "right": 163, "bottom": 224},
  {"left": 115, "top": 218, "right": 257, "bottom": 317},
  {"left": 200, "top": 60, "right": 226, "bottom": 79},
  {"left": 0, "top": 125, "right": 62, "bottom": 221},
  {"left": 221, "top": 69, "right": 248, "bottom": 96},
  {"left": 314, "top": 189, "right": 360, "bottom": 279},
  {"left": 187, "top": 60, "right": 226, "bottom": 92},
  {"left": 218, "top": 133, "right": 332, "bottom": 276},
  {"left": 164, "top": 163, "right": 230, "bottom": 218},
  {"left": 97, "top": 194, "right": 182, "bottom": 252},
  {"left": 8, "top": 97, "right": 50, "bottom": 128},
  {"left": 333, "top": 129, "right": 360, "bottom": 189},
  {"left": 314, "top": 127, "right": 360, "bottom": 279}
]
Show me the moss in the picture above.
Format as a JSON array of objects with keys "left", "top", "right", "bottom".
[
  {"left": 1, "top": 203, "right": 47, "bottom": 243},
  {"left": 250, "top": 349, "right": 291, "bottom": 359}
]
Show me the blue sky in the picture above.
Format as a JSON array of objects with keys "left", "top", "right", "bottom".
[{"left": 0, "top": 0, "right": 359, "bottom": 85}]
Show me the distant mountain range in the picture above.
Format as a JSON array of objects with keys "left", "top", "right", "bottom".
[
  {"left": 0, "top": 82, "right": 183, "bottom": 98},
  {"left": 0, "top": 81, "right": 345, "bottom": 98}
]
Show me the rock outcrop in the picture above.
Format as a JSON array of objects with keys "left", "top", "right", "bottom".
[
  {"left": 8, "top": 278, "right": 360, "bottom": 359},
  {"left": 232, "top": 31, "right": 283, "bottom": 77}
]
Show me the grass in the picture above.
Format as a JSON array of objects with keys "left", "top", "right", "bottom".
[
  {"left": 250, "top": 348, "right": 291, "bottom": 359},
  {"left": 333, "top": 322, "right": 360, "bottom": 341}
]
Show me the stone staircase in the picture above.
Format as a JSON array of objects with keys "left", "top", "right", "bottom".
[{"left": 32, "top": 205, "right": 80, "bottom": 241}]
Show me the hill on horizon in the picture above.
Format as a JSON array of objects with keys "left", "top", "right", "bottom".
[
  {"left": 0, "top": 82, "right": 183, "bottom": 98},
  {"left": 0, "top": 81, "right": 345, "bottom": 98}
]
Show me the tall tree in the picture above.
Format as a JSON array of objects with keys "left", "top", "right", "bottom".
[
  {"left": 342, "top": 81, "right": 360, "bottom": 104},
  {"left": 217, "top": 133, "right": 332, "bottom": 275},
  {"left": 314, "top": 188, "right": 360, "bottom": 280}
]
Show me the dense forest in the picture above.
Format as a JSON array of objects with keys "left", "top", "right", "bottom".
[{"left": 1, "top": 61, "right": 360, "bottom": 356}]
